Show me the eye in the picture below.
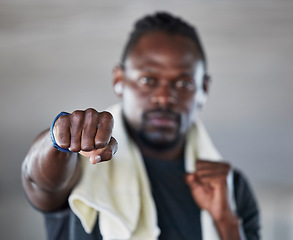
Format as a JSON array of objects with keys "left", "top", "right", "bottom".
[
  {"left": 138, "top": 77, "right": 156, "bottom": 87},
  {"left": 175, "top": 79, "right": 195, "bottom": 90}
]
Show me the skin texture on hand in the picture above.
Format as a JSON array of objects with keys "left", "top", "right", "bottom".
[
  {"left": 185, "top": 159, "right": 231, "bottom": 221},
  {"left": 185, "top": 159, "right": 241, "bottom": 240},
  {"left": 21, "top": 108, "right": 118, "bottom": 212},
  {"left": 53, "top": 108, "right": 118, "bottom": 164}
]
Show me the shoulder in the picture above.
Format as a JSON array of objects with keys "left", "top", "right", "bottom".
[
  {"left": 232, "top": 168, "right": 258, "bottom": 213},
  {"left": 233, "top": 168, "right": 257, "bottom": 206},
  {"left": 232, "top": 168, "right": 261, "bottom": 240}
]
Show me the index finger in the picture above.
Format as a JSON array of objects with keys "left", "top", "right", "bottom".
[
  {"left": 94, "top": 111, "right": 114, "bottom": 149},
  {"left": 196, "top": 159, "right": 230, "bottom": 171},
  {"left": 83, "top": 136, "right": 118, "bottom": 164}
]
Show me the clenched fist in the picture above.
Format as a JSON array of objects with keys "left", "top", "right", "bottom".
[
  {"left": 185, "top": 159, "right": 233, "bottom": 222},
  {"left": 53, "top": 108, "right": 118, "bottom": 164}
]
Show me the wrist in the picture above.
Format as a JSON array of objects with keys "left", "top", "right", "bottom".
[
  {"left": 214, "top": 214, "right": 242, "bottom": 240},
  {"left": 214, "top": 213, "right": 240, "bottom": 227}
]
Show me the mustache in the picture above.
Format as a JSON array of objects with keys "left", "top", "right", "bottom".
[{"left": 142, "top": 108, "right": 180, "bottom": 121}]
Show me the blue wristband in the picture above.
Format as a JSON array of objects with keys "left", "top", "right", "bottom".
[{"left": 50, "top": 112, "right": 72, "bottom": 153}]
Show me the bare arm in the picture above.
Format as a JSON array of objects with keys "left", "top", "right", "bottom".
[
  {"left": 22, "top": 129, "right": 80, "bottom": 212},
  {"left": 21, "top": 109, "right": 117, "bottom": 212},
  {"left": 185, "top": 160, "right": 242, "bottom": 240}
]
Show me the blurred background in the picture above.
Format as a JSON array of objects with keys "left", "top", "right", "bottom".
[{"left": 0, "top": 0, "right": 292, "bottom": 239}]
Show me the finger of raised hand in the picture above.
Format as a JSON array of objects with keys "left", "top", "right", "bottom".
[
  {"left": 54, "top": 114, "right": 71, "bottom": 149},
  {"left": 196, "top": 174, "right": 228, "bottom": 186},
  {"left": 196, "top": 168, "right": 230, "bottom": 179},
  {"left": 80, "top": 136, "right": 118, "bottom": 164},
  {"left": 195, "top": 160, "right": 230, "bottom": 185},
  {"left": 80, "top": 108, "right": 99, "bottom": 151},
  {"left": 68, "top": 110, "right": 85, "bottom": 152},
  {"left": 196, "top": 159, "right": 230, "bottom": 172},
  {"left": 185, "top": 173, "right": 196, "bottom": 186},
  {"left": 185, "top": 173, "right": 214, "bottom": 198},
  {"left": 94, "top": 111, "right": 114, "bottom": 149}
]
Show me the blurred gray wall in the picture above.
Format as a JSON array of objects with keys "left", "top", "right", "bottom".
[{"left": 0, "top": 0, "right": 293, "bottom": 239}]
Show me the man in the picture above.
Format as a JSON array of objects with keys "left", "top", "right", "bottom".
[{"left": 22, "top": 12, "right": 260, "bottom": 240}]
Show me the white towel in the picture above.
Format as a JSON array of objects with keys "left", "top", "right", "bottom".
[{"left": 68, "top": 104, "right": 236, "bottom": 240}]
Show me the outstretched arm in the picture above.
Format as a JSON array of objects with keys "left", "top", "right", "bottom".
[{"left": 22, "top": 109, "right": 117, "bottom": 212}]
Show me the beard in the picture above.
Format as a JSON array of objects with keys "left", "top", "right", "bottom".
[
  {"left": 137, "top": 129, "right": 182, "bottom": 151},
  {"left": 123, "top": 108, "right": 184, "bottom": 151}
]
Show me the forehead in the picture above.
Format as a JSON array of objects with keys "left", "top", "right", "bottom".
[{"left": 125, "top": 31, "right": 202, "bottom": 70}]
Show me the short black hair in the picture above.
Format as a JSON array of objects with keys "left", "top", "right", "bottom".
[{"left": 121, "top": 12, "right": 207, "bottom": 70}]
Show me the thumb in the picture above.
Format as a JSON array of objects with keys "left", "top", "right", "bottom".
[
  {"left": 89, "top": 153, "right": 102, "bottom": 164},
  {"left": 80, "top": 149, "right": 103, "bottom": 165}
]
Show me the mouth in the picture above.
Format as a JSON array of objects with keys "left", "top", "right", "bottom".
[{"left": 143, "top": 110, "right": 180, "bottom": 129}]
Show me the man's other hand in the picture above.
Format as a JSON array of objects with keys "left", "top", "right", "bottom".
[{"left": 185, "top": 159, "right": 234, "bottom": 222}]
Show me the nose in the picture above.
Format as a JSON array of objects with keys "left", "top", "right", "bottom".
[{"left": 150, "top": 82, "right": 177, "bottom": 106}]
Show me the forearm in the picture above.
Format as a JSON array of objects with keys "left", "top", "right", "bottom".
[
  {"left": 22, "top": 129, "right": 81, "bottom": 211},
  {"left": 215, "top": 215, "right": 242, "bottom": 240}
]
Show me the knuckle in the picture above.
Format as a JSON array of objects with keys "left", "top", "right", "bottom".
[
  {"left": 69, "top": 138, "right": 81, "bottom": 151},
  {"left": 69, "top": 145, "right": 80, "bottom": 152},
  {"left": 95, "top": 140, "right": 108, "bottom": 149},
  {"left": 101, "top": 149, "right": 113, "bottom": 161},
  {"left": 71, "top": 110, "right": 84, "bottom": 122},
  {"left": 55, "top": 129, "right": 67, "bottom": 141},
  {"left": 58, "top": 139, "right": 70, "bottom": 149},
  {"left": 81, "top": 143, "right": 94, "bottom": 152},
  {"left": 55, "top": 115, "right": 69, "bottom": 127},
  {"left": 85, "top": 108, "right": 99, "bottom": 119},
  {"left": 81, "top": 137, "right": 95, "bottom": 151},
  {"left": 99, "top": 111, "right": 114, "bottom": 124}
]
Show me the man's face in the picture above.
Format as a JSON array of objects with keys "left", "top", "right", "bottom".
[{"left": 116, "top": 31, "right": 206, "bottom": 149}]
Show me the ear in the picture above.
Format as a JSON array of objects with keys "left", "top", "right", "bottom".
[
  {"left": 196, "top": 74, "right": 211, "bottom": 109},
  {"left": 203, "top": 74, "right": 211, "bottom": 95},
  {"left": 113, "top": 65, "right": 125, "bottom": 98}
]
